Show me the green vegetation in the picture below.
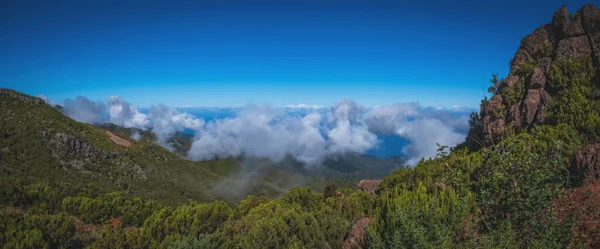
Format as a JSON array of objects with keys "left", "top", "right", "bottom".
[
  {"left": 1, "top": 47, "right": 600, "bottom": 247},
  {"left": 547, "top": 57, "right": 600, "bottom": 140}
]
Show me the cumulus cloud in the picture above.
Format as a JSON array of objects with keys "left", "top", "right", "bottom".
[
  {"left": 59, "top": 94, "right": 470, "bottom": 167},
  {"left": 188, "top": 100, "right": 381, "bottom": 166},
  {"left": 188, "top": 105, "right": 329, "bottom": 165},
  {"left": 107, "top": 96, "right": 150, "bottom": 129},
  {"left": 149, "top": 105, "right": 205, "bottom": 147},
  {"left": 325, "top": 100, "right": 378, "bottom": 155},
  {"left": 62, "top": 96, "right": 107, "bottom": 124}
]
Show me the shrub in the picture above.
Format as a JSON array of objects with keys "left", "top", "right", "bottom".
[
  {"left": 367, "top": 184, "right": 477, "bottom": 249},
  {"left": 474, "top": 131, "right": 570, "bottom": 229}
]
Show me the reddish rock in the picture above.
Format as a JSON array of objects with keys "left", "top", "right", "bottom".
[
  {"left": 510, "top": 48, "right": 532, "bottom": 71},
  {"left": 501, "top": 75, "right": 520, "bottom": 89},
  {"left": 482, "top": 115, "right": 504, "bottom": 145},
  {"left": 529, "top": 67, "right": 546, "bottom": 89},
  {"left": 553, "top": 5, "right": 585, "bottom": 39},
  {"left": 581, "top": 4, "right": 600, "bottom": 34},
  {"left": 535, "top": 91, "right": 550, "bottom": 123},
  {"left": 505, "top": 102, "right": 522, "bottom": 128},
  {"left": 537, "top": 57, "right": 553, "bottom": 74},
  {"left": 486, "top": 95, "right": 503, "bottom": 112},
  {"left": 521, "top": 25, "right": 555, "bottom": 58},
  {"left": 358, "top": 180, "right": 382, "bottom": 195},
  {"left": 589, "top": 33, "right": 600, "bottom": 67},
  {"left": 342, "top": 218, "right": 371, "bottom": 249},
  {"left": 555, "top": 36, "right": 592, "bottom": 60},
  {"left": 522, "top": 89, "right": 541, "bottom": 126},
  {"left": 571, "top": 144, "right": 600, "bottom": 186}
]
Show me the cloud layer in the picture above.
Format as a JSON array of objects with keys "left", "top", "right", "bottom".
[{"left": 58, "top": 96, "right": 472, "bottom": 166}]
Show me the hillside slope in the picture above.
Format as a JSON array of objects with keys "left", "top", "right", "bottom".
[{"left": 0, "top": 88, "right": 281, "bottom": 205}]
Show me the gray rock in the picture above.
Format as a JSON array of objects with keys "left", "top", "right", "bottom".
[{"left": 44, "top": 132, "right": 98, "bottom": 159}]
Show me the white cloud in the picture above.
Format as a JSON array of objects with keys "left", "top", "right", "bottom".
[
  {"left": 188, "top": 105, "right": 329, "bottom": 165},
  {"left": 148, "top": 104, "right": 205, "bottom": 148},
  {"left": 36, "top": 94, "right": 57, "bottom": 106},
  {"left": 62, "top": 96, "right": 107, "bottom": 124},
  {"left": 187, "top": 101, "right": 380, "bottom": 166},
  {"left": 284, "top": 104, "right": 325, "bottom": 110},
  {"left": 363, "top": 103, "right": 470, "bottom": 165},
  {"left": 59, "top": 94, "right": 470, "bottom": 167},
  {"left": 107, "top": 96, "right": 150, "bottom": 129}
]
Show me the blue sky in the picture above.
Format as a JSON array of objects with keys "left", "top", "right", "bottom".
[{"left": 0, "top": 0, "right": 591, "bottom": 108}]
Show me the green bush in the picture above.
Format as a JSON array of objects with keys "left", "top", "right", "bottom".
[
  {"left": 474, "top": 131, "right": 569, "bottom": 229},
  {"left": 61, "top": 192, "right": 157, "bottom": 226},
  {"left": 218, "top": 201, "right": 324, "bottom": 249},
  {"left": 142, "top": 200, "right": 232, "bottom": 245},
  {"left": 547, "top": 57, "right": 600, "bottom": 140},
  {"left": 367, "top": 183, "right": 477, "bottom": 249}
]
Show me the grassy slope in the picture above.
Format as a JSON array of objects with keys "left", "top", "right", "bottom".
[{"left": 0, "top": 88, "right": 281, "bottom": 205}]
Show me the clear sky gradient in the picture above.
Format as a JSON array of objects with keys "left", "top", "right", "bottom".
[{"left": 0, "top": 0, "right": 591, "bottom": 108}]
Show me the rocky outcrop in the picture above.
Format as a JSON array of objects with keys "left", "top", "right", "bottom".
[
  {"left": 358, "top": 180, "right": 382, "bottom": 195},
  {"left": 0, "top": 88, "right": 46, "bottom": 105},
  {"left": 41, "top": 131, "right": 98, "bottom": 159},
  {"left": 473, "top": 4, "right": 600, "bottom": 146},
  {"left": 581, "top": 4, "right": 600, "bottom": 66},
  {"left": 555, "top": 35, "right": 592, "bottom": 60},
  {"left": 342, "top": 217, "right": 371, "bottom": 249},
  {"left": 571, "top": 144, "right": 600, "bottom": 186}
]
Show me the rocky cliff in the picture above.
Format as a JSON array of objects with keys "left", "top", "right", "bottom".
[{"left": 469, "top": 4, "right": 600, "bottom": 147}]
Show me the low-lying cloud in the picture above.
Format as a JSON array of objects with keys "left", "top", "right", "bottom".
[
  {"left": 57, "top": 95, "right": 472, "bottom": 166},
  {"left": 364, "top": 103, "right": 469, "bottom": 165}
]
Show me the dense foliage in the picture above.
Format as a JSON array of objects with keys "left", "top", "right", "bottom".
[{"left": 2, "top": 47, "right": 600, "bottom": 247}]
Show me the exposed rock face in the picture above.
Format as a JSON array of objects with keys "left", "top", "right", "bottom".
[
  {"left": 342, "top": 217, "right": 371, "bottom": 249},
  {"left": 42, "top": 131, "right": 98, "bottom": 159},
  {"left": 556, "top": 36, "right": 592, "bottom": 60},
  {"left": 571, "top": 144, "right": 600, "bottom": 186},
  {"left": 0, "top": 88, "right": 46, "bottom": 105},
  {"left": 472, "top": 4, "right": 600, "bottom": 147},
  {"left": 358, "top": 180, "right": 382, "bottom": 195}
]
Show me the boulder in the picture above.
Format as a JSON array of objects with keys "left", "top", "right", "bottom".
[
  {"left": 358, "top": 180, "right": 382, "bottom": 195},
  {"left": 529, "top": 67, "right": 546, "bottom": 89},
  {"left": 521, "top": 89, "right": 542, "bottom": 126}
]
